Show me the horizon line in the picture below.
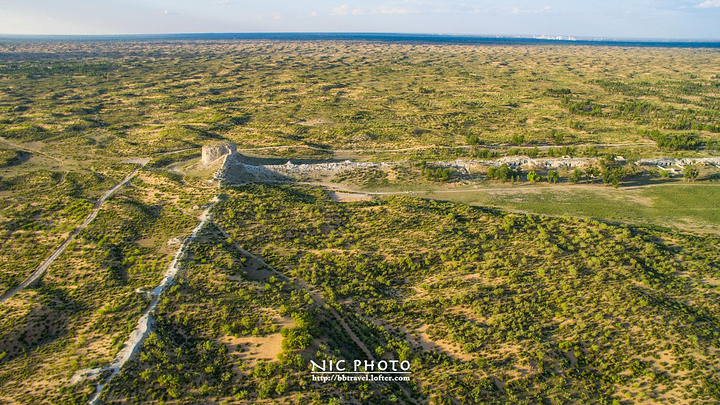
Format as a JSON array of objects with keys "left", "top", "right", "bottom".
[{"left": 0, "top": 32, "right": 719, "bottom": 43}]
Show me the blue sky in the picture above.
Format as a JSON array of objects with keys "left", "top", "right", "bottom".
[{"left": 0, "top": 0, "right": 719, "bottom": 39}]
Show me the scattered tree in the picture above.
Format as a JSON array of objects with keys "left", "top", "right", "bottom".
[
  {"left": 569, "top": 169, "right": 583, "bottom": 183},
  {"left": 684, "top": 164, "right": 699, "bottom": 182}
]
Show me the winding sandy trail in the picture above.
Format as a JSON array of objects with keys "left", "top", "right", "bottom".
[
  {"left": 0, "top": 162, "right": 147, "bottom": 305},
  {"left": 86, "top": 199, "right": 216, "bottom": 405}
]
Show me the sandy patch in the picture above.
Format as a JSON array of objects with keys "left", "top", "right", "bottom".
[
  {"left": 136, "top": 237, "right": 155, "bottom": 248},
  {"left": 702, "top": 278, "right": 720, "bottom": 286},
  {"left": 122, "top": 158, "right": 151, "bottom": 165},
  {"left": 292, "top": 118, "right": 330, "bottom": 126},
  {"left": 607, "top": 190, "right": 654, "bottom": 207},
  {"left": 222, "top": 316, "right": 296, "bottom": 368},
  {"left": 411, "top": 325, "right": 474, "bottom": 361},
  {"left": 330, "top": 191, "right": 374, "bottom": 202}
]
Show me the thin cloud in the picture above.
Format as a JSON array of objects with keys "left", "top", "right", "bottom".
[
  {"left": 401, "top": 2, "right": 550, "bottom": 16},
  {"left": 344, "top": 4, "right": 419, "bottom": 16},
  {"left": 331, "top": 4, "right": 350, "bottom": 15},
  {"left": 511, "top": 5, "right": 551, "bottom": 15},
  {"left": 374, "top": 6, "right": 418, "bottom": 14},
  {"left": 697, "top": 0, "right": 720, "bottom": 7}
]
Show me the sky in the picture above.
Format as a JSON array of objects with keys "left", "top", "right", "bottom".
[{"left": 0, "top": 0, "right": 719, "bottom": 39}]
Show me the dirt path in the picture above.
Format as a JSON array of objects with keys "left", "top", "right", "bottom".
[
  {"left": 305, "top": 180, "right": 602, "bottom": 196},
  {"left": 296, "top": 279, "right": 376, "bottom": 360},
  {"left": 0, "top": 136, "right": 66, "bottom": 166},
  {"left": 306, "top": 178, "right": 718, "bottom": 197},
  {"left": 236, "top": 141, "right": 656, "bottom": 154},
  {"left": 0, "top": 162, "right": 147, "bottom": 305},
  {"left": 86, "top": 198, "right": 217, "bottom": 405}
]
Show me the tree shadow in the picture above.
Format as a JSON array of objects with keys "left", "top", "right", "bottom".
[{"left": 0, "top": 285, "right": 80, "bottom": 363}]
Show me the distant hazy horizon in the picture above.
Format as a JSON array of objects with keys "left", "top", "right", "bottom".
[
  {"left": 1, "top": 1, "right": 719, "bottom": 40},
  {"left": 1, "top": 32, "right": 719, "bottom": 44}
]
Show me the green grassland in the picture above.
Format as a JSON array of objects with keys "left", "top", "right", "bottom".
[
  {"left": 0, "top": 39, "right": 719, "bottom": 405},
  {"left": 391, "top": 182, "right": 720, "bottom": 236}
]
